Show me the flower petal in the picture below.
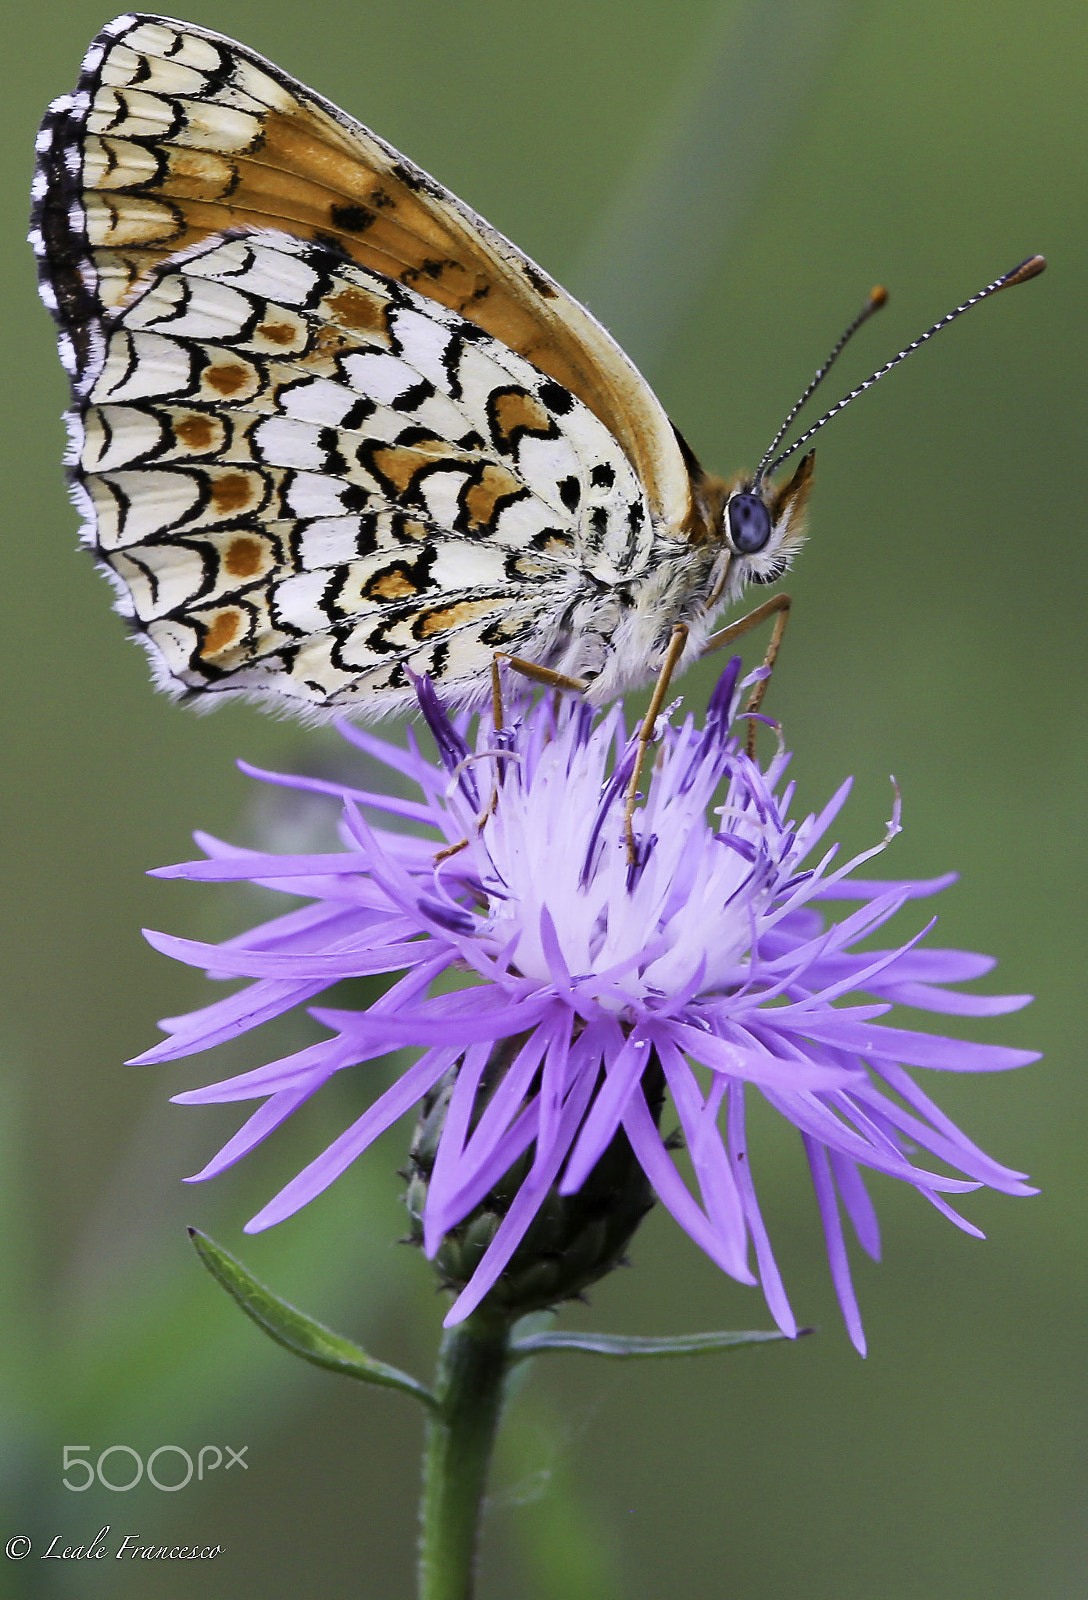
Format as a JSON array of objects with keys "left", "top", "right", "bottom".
[
  {"left": 779, "top": 1016, "right": 1040, "bottom": 1072},
  {"left": 805, "top": 1136, "right": 867, "bottom": 1357},
  {"left": 244, "top": 1046, "right": 462, "bottom": 1231},
  {"left": 726, "top": 1083, "right": 797, "bottom": 1337}
]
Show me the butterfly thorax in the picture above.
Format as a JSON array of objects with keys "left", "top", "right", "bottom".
[{"left": 569, "top": 450, "right": 814, "bottom": 704}]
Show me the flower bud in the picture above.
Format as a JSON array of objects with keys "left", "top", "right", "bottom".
[{"left": 405, "top": 1039, "right": 664, "bottom": 1319}]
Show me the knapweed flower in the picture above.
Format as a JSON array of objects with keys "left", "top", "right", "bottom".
[{"left": 138, "top": 663, "right": 1037, "bottom": 1353}]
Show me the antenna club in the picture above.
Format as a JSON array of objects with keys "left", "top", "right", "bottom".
[
  {"left": 1001, "top": 254, "right": 1046, "bottom": 288},
  {"left": 869, "top": 285, "right": 888, "bottom": 309}
]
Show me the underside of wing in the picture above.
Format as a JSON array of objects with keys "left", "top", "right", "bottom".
[
  {"left": 72, "top": 230, "right": 658, "bottom": 715},
  {"left": 31, "top": 12, "right": 692, "bottom": 531}
]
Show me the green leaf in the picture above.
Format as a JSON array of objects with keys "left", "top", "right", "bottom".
[
  {"left": 509, "top": 1327, "right": 811, "bottom": 1363},
  {"left": 188, "top": 1228, "right": 436, "bottom": 1409}
]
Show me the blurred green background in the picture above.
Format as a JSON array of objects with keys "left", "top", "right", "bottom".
[{"left": 2, "top": 0, "right": 1084, "bottom": 1595}]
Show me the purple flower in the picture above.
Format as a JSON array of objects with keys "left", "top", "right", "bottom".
[{"left": 137, "top": 662, "right": 1037, "bottom": 1353}]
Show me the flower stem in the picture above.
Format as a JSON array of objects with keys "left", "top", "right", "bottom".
[{"left": 417, "top": 1314, "right": 512, "bottom": 1600}]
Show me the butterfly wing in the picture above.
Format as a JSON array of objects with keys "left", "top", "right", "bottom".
[
  {"left": 68, "top": 228, "right": 660, "bottom": 713},
  {"left": 31, "top": 12, "right": 692, "bottom": 536}
]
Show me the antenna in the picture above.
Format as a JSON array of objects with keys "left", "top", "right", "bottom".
[
  {"left": 754, "top": 255, "right": 1046, "bottom": 486},
  {"left": 752, "top": 284, "right": 888, "bottom": 483}
]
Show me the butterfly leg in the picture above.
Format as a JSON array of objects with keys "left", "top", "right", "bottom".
[
  {"left": 474, "top": 656, "right": 509, "bottom": 827},
  {"left": 434, "top": 660, "right": 510, "bottom": 860},
  {"left": 624, "top": 624, "right": 689, "bottom": 863},
  {"left": 491, "top": 654, "right": 506, "bottom": 732},
  {"left": 702, "top": 593, "right": 791, "bottom": 756},
  {"left": 497, "top": 653, "right": 590, "bottom": 695},
  {"left": 434, "top": 836, "right": 469, "bottom": 864}
]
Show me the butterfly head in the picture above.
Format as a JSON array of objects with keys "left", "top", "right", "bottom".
[{"left": 718, "top": 449, "right": 815, "bottom": 593}]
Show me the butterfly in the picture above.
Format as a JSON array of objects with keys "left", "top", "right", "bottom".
[
  {"left": 28, "top": 13, "right": 822, "bottom": 720},
  {"left": 30, "top": 15, "right": 1041, "bottom": 722}
]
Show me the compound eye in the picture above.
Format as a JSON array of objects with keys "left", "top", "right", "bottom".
[{"left": 727, "top": 492, "right": 772, "bottom": 554}]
